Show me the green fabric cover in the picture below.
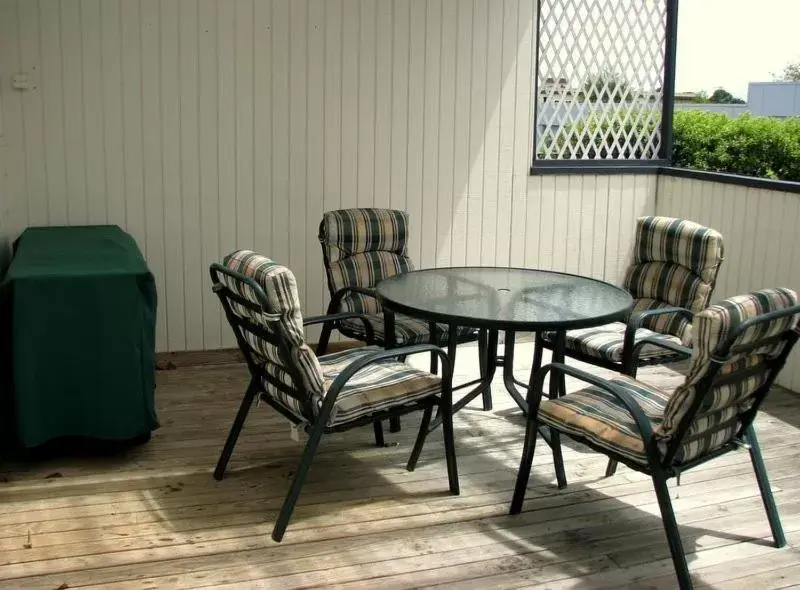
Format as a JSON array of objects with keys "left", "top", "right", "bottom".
[{"left": 2, "top": 225, "right": 158, "bottom": 448}]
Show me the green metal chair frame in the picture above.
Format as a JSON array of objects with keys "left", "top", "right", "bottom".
[
  {"left": 533, "top": 217, "right": 724, "bottom": 477},
  {"left": 318, "top": 208, "right": 487, "bottom": 437},
  {"left": 210, "top": 263, "right": 459, "bottom": 542},
  {"left": 511, "top": 301, "right": 800, "bottom": 589}
]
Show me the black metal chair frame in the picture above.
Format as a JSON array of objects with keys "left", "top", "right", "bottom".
[
  {"left": 511, "top": 304, "right": 800, "bottom": 590},
  {"left": 532, "top": 306, "right": 695, "bottom": 477},
  {"left": 210, "top": 264, "right": 460, "bottom": 542},
  {"left": 318, "top": 232, "right": 486, "bottom": 436}
]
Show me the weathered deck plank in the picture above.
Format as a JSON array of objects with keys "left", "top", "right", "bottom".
[{"left": 1, "top": 341, "right": 798, "bottom": 589}]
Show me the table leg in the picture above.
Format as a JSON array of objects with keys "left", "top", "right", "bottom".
[
  {"left": 384, "top": 310, "right": 402, "bottom": 433},
  {"left": 501, "top": 331, "right": 530, "bottom": 415},
  {"left": 429, "top": 321, "right": 440, "bottom": 375},
  {"left": 478, "top": 329, "right": 492, "bottom": 411},
  {"left": 428, "top": 328, "right": 497, "bottom": 431},
  {"left": 446, "top": 322, "right": 458, "bottom": 373},
  {"left": 549, "top": 330, "right": 568, "bottom": 489}
]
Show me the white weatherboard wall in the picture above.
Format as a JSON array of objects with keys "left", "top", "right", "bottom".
[
  {"left": 0, "top": 0, "right": 655, "bottom": 352},
  {"left": 657, "top": 175, "right": 800, "bottom": 392}
]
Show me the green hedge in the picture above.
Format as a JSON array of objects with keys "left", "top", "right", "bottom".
[
  {"left": 538, "top": 110, "right": 661, "bottom": 160},
  {"left": 672, "top": 111, "right": 800, "bottom": 182},
  {"left": 539, "top": 109, "right": 800, "bottom": 182}
]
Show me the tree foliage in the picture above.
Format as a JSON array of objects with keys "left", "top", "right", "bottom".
[
  {"left": 772, "top": 60, "right": 800, "bottom": 82},
  {"left": 539, "top": 110, "right": 800, "bottom": 182},
  {"left": 709, "top": 88, "right": 746, "bottom": 104},
  {"left": 580, "top": 70, "right": 635, "bottom": 103},
  {"left": 672, "top": 111, "right": 800, "bottom": 181},
  {"left": 538, "top": 109, "right": 660, "bottom": 160}
]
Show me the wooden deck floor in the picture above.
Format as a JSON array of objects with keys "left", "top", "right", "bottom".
[{"left": 2, "top": 341, "right": 800, "bottom": 589}]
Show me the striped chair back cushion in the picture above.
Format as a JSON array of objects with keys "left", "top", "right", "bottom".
[
  {"left": 319, "top": 209, "right": 414, "bottom": 314},
  {"left": 623, "top": 216, "right": 724, "bottom": 343},
  {"left": 657, "top": 288, "right": 799, "bottom": 463},
  {"left": 220, "top": 250, "right": 324, "bottom": 417}
]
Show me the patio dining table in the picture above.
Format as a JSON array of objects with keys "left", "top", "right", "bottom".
[{"left": 375, "top": 266, "right": 634, "bottom": 419}]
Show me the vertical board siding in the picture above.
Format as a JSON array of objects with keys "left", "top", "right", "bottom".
[
  {"left": 526, "top": 174, "right": 655, "bottom": 282},
  {"left": 0, "top": 0, "right": 657, "bottom": 352},
  {"left": 656, "top": 175, "right": 800, "bottom": 392}
]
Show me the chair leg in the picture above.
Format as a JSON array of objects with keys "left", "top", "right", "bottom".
[
  {"left": 605, "top": 367, "right": 636, "bottom": 477},
  {"left": 373, "top": 420, "right": 385, "bottom": 447},
  {"left": 551, "top": 430, "right": 568, "bottom": 489},
  {"left": 316, "top": 323, "right": 332, "bottom": 356},
  {"left": 441, "top": 397, "right": 460, "bottom": 495},
  {"left": 478, "top": 329, "right": 492, "bottom": 411},
  {"left": 746, "top": 424, "right": 786, "bottom": 547},
  {"left": 510, "top": 414, "right": 540, "bottom": 514},
  {"left": 406, "top": 405, "right": 434, "bottom": 471},
  {"left": 214, "top": 377, "right": 259, "bottom": 481},
  {"left": 653, "top": 472, "right": 692, "bottom": 590},
  {"left": 387, "top": 328, "right": 407, "bottom": 435},
  {"left": 272, "top": 422, "right": 326, "bottom": 542}
]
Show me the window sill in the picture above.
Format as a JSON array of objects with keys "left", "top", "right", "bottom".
[{"left": 530, "top": 160, "right": 666, "bottom": 176}]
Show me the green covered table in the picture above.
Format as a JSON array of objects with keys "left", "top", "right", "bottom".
[{"left": 2, "top": 225, "right": 158, "bottom": 449}]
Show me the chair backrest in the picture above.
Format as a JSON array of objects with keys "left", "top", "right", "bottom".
[
  {"left": 318, "top": 208, "right": 414, "bottom": 315},
  {"left": 657, "top": 288, "right": 800, "bottom": 466},
  {"left": 623, "top": 216, "right": 724, "bottom": 344},
  {"left": 210, "top": 250, "right": 324, "bottom": 421}
]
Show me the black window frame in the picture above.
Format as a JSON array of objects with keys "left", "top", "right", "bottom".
[{"left": 530, "top": 0, "right": 680, "bottom": 176}]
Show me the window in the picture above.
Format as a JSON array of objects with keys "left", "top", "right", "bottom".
[{"left": 532, "top": 0, "right": 676, "bottom": 172}]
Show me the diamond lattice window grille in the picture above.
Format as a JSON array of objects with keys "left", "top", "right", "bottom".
[{"left": 534, "top": 0, "right": 667, "bottom": 162}]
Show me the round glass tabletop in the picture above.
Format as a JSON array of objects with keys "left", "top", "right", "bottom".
[{"left": 376, "top": 267, "right": 633, "bottom": 331}]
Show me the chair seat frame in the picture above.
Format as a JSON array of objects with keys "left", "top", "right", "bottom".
[
  {"left": 511, "top": 305, "right": 800, "bottom": 589},
  {"left": 533, "top": 306, "right": 696, "bottom": 478},
  {"left": 210, "top": 264, "right": 460, "bottom": 542},
  {"left": 321, "top": 285, "right": 487, "bottom": 436}
]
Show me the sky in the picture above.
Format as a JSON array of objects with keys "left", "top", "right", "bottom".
[{"left": 676, "top": 0, "right": 800, "bottom": 99}]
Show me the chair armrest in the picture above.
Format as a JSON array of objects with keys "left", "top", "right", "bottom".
[
  {"left": 530, "top": 363, "right": 657, "bottom": 456},
  {"left": 323, "top": 344, "right": 452, "bottom": 407},
  {"left": 623, "top": 307, "right": 693, "bottom": 372},
  {"left": 628, "top": 306, "right": 693, "bottom": 331},
  {"left": 326, "top": 286, "right": 379, "bottom": 314},
  {"left": 303, "top": 312, "right": 375, "bottom": 343},
  {"left": 632, "top": 336, "right": 692, "bottom": 360}
]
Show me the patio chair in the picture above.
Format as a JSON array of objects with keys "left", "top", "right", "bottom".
[
  {"left": 510, "top": 287, "right": 800, "bottom": 590},
  {"left": 318, "top": 208, "right": 488, "bottom": 434},
  {"left": 533, "top": 216, "right": 724, "bottom": 476},
  {"left": 210, "top": 250, "right": 459, "bottom": 542}
]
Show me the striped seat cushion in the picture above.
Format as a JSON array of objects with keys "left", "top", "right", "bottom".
[
  {"left": 658, "top": 288, "right": 800, "bottom": 456},
  {"left": 543, "top": 289, "right": 799, "bottom": 468},
  {"left": 537, "top": 375, "right": 670, "bottom": 466},
  {"left": 319, "top": 347, "right": 441, "bottom": 427},
  {"left": 623, "top": 216, "right": 724, "bottom": 343},
  {"left": 538, "top": 373, "right": 752, "bottom": 466},
  {"left": 319, "top": 209, "right": 414, "bottom": 316},
  {"left": 632, "top": 216, "right": 724, "bottom": 284},
  {"left": 340, "top": 314, "right": 475, "bottom": 346},
  {"left": 542, "top": 322, "right": 684, "bottom": 364},
  {"left": 221, "top": 251, "right": 324, "bottom": 420}
]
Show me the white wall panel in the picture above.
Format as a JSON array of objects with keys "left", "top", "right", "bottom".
[
  {"left": 657, "top": 175, "right": 800, "bottom": 392},
  {"left": 0, "top": 0, "right": 659, "bottom": 352},
  {"left": 525, "top": 174, "right": 655, "bottom": 282}
]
